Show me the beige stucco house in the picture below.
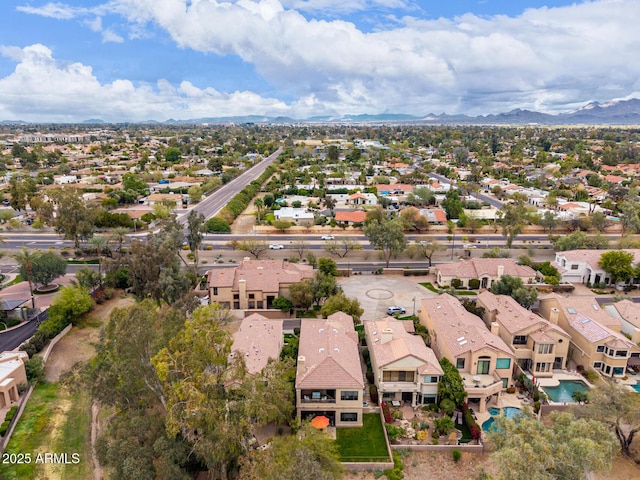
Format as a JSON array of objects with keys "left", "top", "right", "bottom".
[
  {"left": 476, "top": 291, "right": 571, "bottom": 377},
  {"left": 420, "top": 294, "right": 516, "bottom": 412},
  {"left": 207, "top": 258, "right": 314, "bottom": 310},
  {"left": 364, "top": 318, "right": 443, "bottom": 407},
  {"left": 604, "top": 300, "right": 640, "bottom": 344},
  {"left": 434, "top": 258, "right": 538, "bottom": 289},
  {"left": 539, "top": 295, "right": 640, "bottom": 377},
  {"left": 0, "top": 351, "right": 28, "bottom": 409},
  {"left": 295, "top": 312, "right": 364, "bottom": 427}
]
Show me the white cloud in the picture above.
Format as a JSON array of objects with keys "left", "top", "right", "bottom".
[
  {"left": 11, "top": 0, "right": 640, "bottom": 118},
  {"left": 0, "top": 44, "right": 292, "bottom": 122},
  {"left": 17, "top": 2, "right": 89, "bottom": 19},
  {"left": 102, "top": 28, "right": 125, "bottom": 43}
]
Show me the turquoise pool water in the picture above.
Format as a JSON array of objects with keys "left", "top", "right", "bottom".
[
  {"left": 632, "top": 382, "right": 640, "bottom": 392},
  {"left": 543, "top": 380, "right": 589, "bottom": 403},
  {"left": 481, "top": 407, "right": 523, "bottom": 432}
]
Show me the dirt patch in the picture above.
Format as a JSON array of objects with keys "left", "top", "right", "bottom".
[
  {"left": 40, "top": 396, "right": 73, "bottom": 480},
  {"left": 44, "top": 294, "right": 136, "bottom": 382}
]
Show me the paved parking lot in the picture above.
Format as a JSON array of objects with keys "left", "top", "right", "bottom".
[{"left": 338, "top": 274, "right": 439, "bottom": 320}]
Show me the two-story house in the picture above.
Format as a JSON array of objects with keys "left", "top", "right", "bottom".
[
  {"left": 539, "top": 295, "right": 640, "bottom": 377},
  {"left": 552, "top": 249, "right": 640, "bottom": 285},
  {"left": 476, "top": 291, "right": 571, "bottom": 377},
  {"left": 420, "top": 294, "right": 515, "bottom": 412},
  {"left": 295, "top": 312, "right": 364, "bottom": 427},
  {"left": 364, "top": 318, "right": 443, "bottom": 407},
  {"left": 207, "top": 258, "right": 314, "bottom": 310},
  {"left": 434, "top": 258, "right": 538, "bottom": 289}
]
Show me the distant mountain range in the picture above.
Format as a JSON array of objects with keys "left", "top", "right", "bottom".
[{"left": 4, "top": 98, "right": 640, "bottom": 126}]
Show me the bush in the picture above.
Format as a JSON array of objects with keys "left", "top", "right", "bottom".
[
  {"left": 370, "top": 385, "right": 379, "bottom": 405},
  {"left": 382, "top": 402, "right": 393, "bottom": 424},
  {"left": 451, "top": 278, "right": 462, "bottom": 289},
  {"left": 0, "top": 420, "right": 10, "bottom": 436},
  {"left": 452, "top": 449, "right": 462, "bottom": 463},
  {"left": 391, "top": 409, "right": 404, "bottom": 420},
  {"left": 4, "top": 406, "right": 18, "bottom": 421},
  {"left": 468, "top": 278, "right": 480, "bottom": 290},
  {"left": 25, "top": 356, "right": 45, "bottom": 383},
  {"left": 506, "top": 387, "right": 516, "bottom": 394}
]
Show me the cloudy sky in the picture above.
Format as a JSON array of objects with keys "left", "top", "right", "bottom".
[{"left": 1, "top": 0, "right": 639, "bottom": 122}]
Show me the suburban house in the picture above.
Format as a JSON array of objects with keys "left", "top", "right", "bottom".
[
  {"left": 274, "top": 207, "right": 314, "bottom": 226},
  {"left": 604, "top": 300, "right": 640, "bottom": 343},
  {"left": 295, "top": 312, "right": 364, "bottom": 427},
  {"left": 476, "top": 292, "right": 571, "bottom": 377},
  {"left": 0, "top": 351, "right": 28, "bottom": 409},
  {"left": 334, "top": 210, "right": 367, "bottom": 226},
  {"left": 434, "top": 258, "right": 538, "bottom": 289},
  {"left": 538, "top": 295, "right": 640, "bottom": 377},
  {"left": 552, "top": 249, "right": 640, "bottom": 285},
  {"left": 364, "top": 318, "right": 443, "bottom": 407},
  {"left": 418, "top": 208, "right": 447, "bottom": 224},
  {"left": 346, "top": 192, "right": 377, "bottom": 206},
  {"left": 206, "top": 258, "right": 314, "bottom": 310},
  {"left": 419, "top": 294, "right": 516, "bottom": 412},
  {"left": 230, "top": 313, "right": 283, "bottom": 375}
]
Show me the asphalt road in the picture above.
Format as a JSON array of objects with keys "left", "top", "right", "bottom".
[
  {"left": 175, "top": 146, "right": 283, "bottom": 225},
  {"left": 427, "top": 172, "right": 503, "bottom": 209},
  {"left": 0, "top": 319, "right": 39, "bottom": 351}
]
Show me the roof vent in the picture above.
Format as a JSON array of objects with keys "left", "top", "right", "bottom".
[
  {"left": 567, "top": 308, "right": 577, "bottom": 314},
  {"left": 459, "top": 340, "right": 468, "bottom": 346},
  {"left": 581, "top": 318, "right": 590, "bottom": 324},
  {"left": 592, "top": 304, "right": 599, "bottom": 310},
  {"left": 456, "top": 336, "right": 465, "bottom": 342},
  {"left": 319, "top": 348, "right": 325, "bottom": 353}
]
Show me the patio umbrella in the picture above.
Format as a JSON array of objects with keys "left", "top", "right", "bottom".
[{"left": 311, "top": 415, "right": 330, "bottom": 429}]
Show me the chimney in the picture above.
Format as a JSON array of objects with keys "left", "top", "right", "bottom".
[
  {"left": 381, "top": 328, "right": 393, "bottom": 344},
  {"left": 297, "top": 355, "right": 306, "bottom": 372},
  {"left": 239, "top": 279, "right": 247, "bottom": 309},
  {"left": 550, "top": 307, "right": 559, "bottom": 325},
  {"left": 490, "top": 322, "right": 500, "bottom": 335},
  {"left": 497, "top": 265, "right": 504, "bottom": 278}
]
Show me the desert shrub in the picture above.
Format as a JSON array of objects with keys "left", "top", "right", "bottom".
[
  {"left": 451, "top": 278, "right": 462, "bottom": 289},
  {"left": 391, "top": 409, "right": 404, "bottom": 420},
  {"left": 0, "top": 421, "right": 10, "bottom": 436},
  {"left": 452, "top": 449, "right": 462, "bottom": 463},
  {"left": 468, "top": 278, "right": 480, "bottom": 290}
]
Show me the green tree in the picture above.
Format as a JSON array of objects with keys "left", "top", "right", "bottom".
[
  {"left": 416, "top": 241, "right": 444, "bottom": 266},
  {"left": 29, "top": 251, "right": 67, "bottom": 288},
  {"left": 289, "top": 280, "right": 315, "bottom": 310},
  {"left": 121, "top": 173, "right": 148, "bottom": 195},
  {"left": 187, "top": 185, "right": 203, "bottom": 203},
  {"left": 619, "top": 198, "right": 640, "bottom": 234},
  {"left": 206, "top": 216, "right": 231, "bottom": 233},
  {"left": 497, "top": 202, "right": 528, "bottom": 248},
  {"left": 590, "top": 211, "right": 608, "bottom": 233},
  {"left": 272, "top": 219, "right": 292, "bottom": 232},
  {"left": 552, "top": 231, "right": 609, "bottom": 251},
  {"left": 489, "top": 411, "right": 616, "bottom": 480},
  {"left": 39, "top": 285, "right": 93, "bottom": 337},
  {"left": 238, "top": 424, "right": 343, "bottom": 480},
  {"left": 50, "top": 188, "right": 98, "bottom": 247},
  {"left": 152, "top": 304, "right": 248, "bottom": 480},
  {"left": 441, "top": 189, "right": 463, "bottom": 220},
  {"left": 598, "top": 250, "right": 636, "bottom": 285},
  {"left": 164, "top": 147, "right": 182, "bottom": 163},
  {"left": 8, "top": 176, "right": 37, "bottom": 211},
  {"left": 320, "top": 292, "right": 364, "bottom": 324},
  {"left": 254, "top": 197, "right": 264, "bottom": 222},
  {"left": 71, "top": 266, "right": 102, "bottom": 290},
  {"left": 317, "top": 257, "right": 338, "bottom": 276},
  {"left": 582, "top": 380, "right": 640, "bottom": 456},
  {"left": 326, "top": 145, "right": 339, "bottom": 162},
  {"left": 323, "top": 237, "right": 359, "bottom": 258},
  {"left": 438, "top": 357, "right": 467, "bottom": 407},
  {"left": 538, "top": 210, "right": 559, "bottom": 234},
  {"left": 272, "top": 296, "right": 293, "bottom": 312},
  {"left": 14, "top": 247, "right": 39, "bottom": 307},
  {"left": 186, "top": 210, "right": 206, "bottom": 274},
  {"left": 363, "top": 217, "right": 407, "bottom": 268},
  {"left": 237, "top": 238, "right": 268, "bottom": 259},
  {"left": 490, "top": 275, "right": 537, "bottom": 309}
]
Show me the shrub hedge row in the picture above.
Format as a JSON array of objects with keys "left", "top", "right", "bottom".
[{"left": 217, "top": 165, "right": 276, "bottom": 224}]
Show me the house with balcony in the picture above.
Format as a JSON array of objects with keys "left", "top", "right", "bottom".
[
  {"left": 552, "top": 249, "right": 640, "bottom": 285},
  {"left": 419, "top": 294, "right": 516, "bottom": 412},
  {"left": 476, "top": 292, "right": 571, "bottom": 377},
  {"left": 538, "top": 295, "right": 640, "bottom": 377},
  {"left": 206, "top": 258, "right": 314, "bottom": 310},
  {"left": 364, "top": 318, "right": 443, "bottom": 407},
  {"left": 295, "top": 312, "right": 364, "bottom": 427},
  {"left": 435, "top": 258, "right": 538, "bottom": 289}
]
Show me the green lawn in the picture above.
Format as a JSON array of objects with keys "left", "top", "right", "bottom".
[
  {"left": 335, "top": 414, "right": 389, "bottom": 462},
  {"left": 0, "top": 382, "right": 92, "bottom": 480}
]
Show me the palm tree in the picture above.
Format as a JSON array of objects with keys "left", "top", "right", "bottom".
[
  {"left": 254, "top": 197, "right": 264, "bottom": 223},
  {"left": 89, "top": 235, "right": 108, "bottom": 281},
  {"left": 110, "top": 227, "right": 129, "bottom": 252},
  {"left": 14, "top": 247, "right": 40, "bottom": 308}
]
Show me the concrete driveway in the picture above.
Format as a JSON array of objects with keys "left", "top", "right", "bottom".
[{"left": 338, "top": 274, "right": 439, "bottom": 320}]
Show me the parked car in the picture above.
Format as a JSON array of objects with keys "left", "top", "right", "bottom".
[
  {"left": 321, "top": 235, "right": 335, "bottom": 240},
  {"left": 386, "top": 306, "right": 406, "bottom": 315},
  {"left": 269, "top": 244, "right": 285, "bottom": 250}
]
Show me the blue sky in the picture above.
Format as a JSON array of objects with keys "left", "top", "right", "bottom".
[{"left": 1, "top": 0, "right": 639, "bottom": 122}]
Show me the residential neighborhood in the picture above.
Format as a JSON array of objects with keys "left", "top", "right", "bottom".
[{"left": 1, "top": 123, "right": 640, "bottom": 479}]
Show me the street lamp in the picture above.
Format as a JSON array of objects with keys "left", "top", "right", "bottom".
[{"left": 412, "top": 297, "right": 416, "bottom": 316}]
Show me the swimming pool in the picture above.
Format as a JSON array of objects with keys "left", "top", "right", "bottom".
[
  {"left": 543, "top": 380, "right": 589, "bottom": 403},
  {"left": 481, "top": 407, "right": 523, "bottom": 432},
  {"left": 632, "top": 382, "right": 640, "bottom": 393}
]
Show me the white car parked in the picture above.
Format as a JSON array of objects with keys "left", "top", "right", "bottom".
[{"left": 268, "top": 244, "right": 285, "bottom": 250}]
